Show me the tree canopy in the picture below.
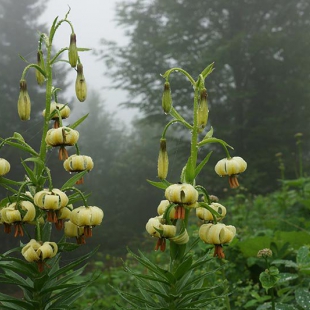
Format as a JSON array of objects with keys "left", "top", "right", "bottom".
[{"left": 102, "top": 0, "right": 310, "bottom": 193}]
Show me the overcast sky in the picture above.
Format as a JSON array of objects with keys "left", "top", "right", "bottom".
[{"left": 40, "top": 0, "right": 138, "bottom": 124}]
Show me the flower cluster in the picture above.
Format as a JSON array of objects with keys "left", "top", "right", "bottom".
[
  {"left": 145, "top": 64, "right": 247, "bottom": 261},
  {"left": 146, "top": 182, "right": 236, "bottom": 258},
  {"left": 0, "top": 15, "right": 102, "bottom": 273}
]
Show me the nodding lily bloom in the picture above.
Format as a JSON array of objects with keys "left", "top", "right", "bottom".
[
  {"left": 146, "top": 216, "right": 177, "bottom": 251},
  {"left": 1, "top": 201, "right": 36, "bottom": 237},
  {"left": 214, "top": 156, "right": 247, "bottom": 188},
  {"left": 63, "top": 155, "right": 94, "bottom": 184},
  {"left": 45, "top": 127, "right": 79, "bottom": 160},
  {"left": 199, "top": 223, "right": 236, "bottom": 259},
  {"left": 165, "top": 183, "right": 198, "bottom": 205},
  {"left": 55, "top": 204, "right": 73, "bottom": 230},
  {"left": 34, "top": 189, "right": 69, "bottom": 223},
  {"left": 64, "top": 220, "right": 85, "bottom": 244},
  {"left": 22, "top": 239, "right": 58, "bottom": 272},
  {"left": 157, "top": 200, "right": 176, "bottom": 219},
  {"left": 165, "top": 184, "right": 198, "bottom": 219},
  {"left": 43, "top": 102, "right": 71, "bottom": 128},
  {"left": 196, "top": 202, "right": 227, "bottom": 221},
  {"left": 70, "top": 206, "right": 104, "bottom": 238}
]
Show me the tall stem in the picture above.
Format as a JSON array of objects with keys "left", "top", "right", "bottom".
[{"left": 190, "top": 85, "right": 199, "bottom": 174}]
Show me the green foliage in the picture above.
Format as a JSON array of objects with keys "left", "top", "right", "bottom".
[
  {"left": 102, "top": 0, "right": 310, "bottom": 193},
  {"left": 0, "top": 246, "right": 98, "bottom": 309}
]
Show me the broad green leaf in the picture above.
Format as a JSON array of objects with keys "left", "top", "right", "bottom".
[
  {"left": 259, "top": 270, "right": 280, "bottom": 292},
  {"left": 297, "top": 246, "right": 310, "bottom": 270},
  {"left": 277, "top": 272, "right": 299, "bottom": 284},
  {"left": 272, "top": 259, "right": 298, "bottom": 269},
  {"left": 295, "top": 287, "right": 310, "bottom": 309}
]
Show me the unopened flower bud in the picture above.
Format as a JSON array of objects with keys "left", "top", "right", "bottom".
[
  {"left": 197, "top": 88, "right": 208, "bottom": 133},
  {"left": 0, "top": 158, "right": 10, "bottom": 176},
  {"left": 162, "top": 82, "right": 172, "bottom": 113},
  {"left": 18, "top": 79, "right": 31, "bottom": 120},
  {"left": 68, "top": 33, "right": 78, "bottom": 67},
  {"left": 157, "top": 139, "right": 169, "bottom": 179},
  {"left": 75, "top": 63, "right": 87, "bottom": 102},
  {"left": 36, "top": 51, "right": 45, "bottom": 85}
]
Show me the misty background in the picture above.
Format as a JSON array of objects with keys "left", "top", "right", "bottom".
[{"left": 1, "top": 0, "right": 310, "bottom": 256}]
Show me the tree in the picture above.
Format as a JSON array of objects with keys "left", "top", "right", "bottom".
[{"left": 102, "top": 0, "right": 310, "bottom": 193}]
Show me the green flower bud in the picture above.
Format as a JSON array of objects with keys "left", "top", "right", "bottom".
[
  {"left": 162, "top": 82, "right": 172, "bottom": 113},
  {"left": 68, "top": 33, "right": 78, "bottom": 67},
  {"left": 35, "top": 51, "right": 45, "bottom": 85},
  {"left": 197, "top": 88, "right": 208, "bottom": 133},
  {"left": 0, "top": 158, "right": 10, "bottom": 176},
  {"left": 157, "top": 138, "right": 169, "bottom": 179},
  {"left": 18, "top": 79, "right": 31, "bottom": 120},
  {"left": 75, "top": 63, "right": 87, "bottom": 102}
]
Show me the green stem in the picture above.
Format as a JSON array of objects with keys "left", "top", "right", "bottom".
[
  {"left": 298, "top": 142, "right": 303, "bottom": 177},
  {"left": 62, "top": 186, "right": 88, "bottom": 207},
  {"left": 162, "top": 119, "right": 189, "bottom": 139},
  {"left": 190, "top": 85, "right": 199, "bottom": 172},
  {"left": 198, "top": 137, "right": 233, "bottom": 158},
  {"left": 164, "top": 67, "right": 196, "bottom": 86},
  {"left": 271, "top": 287, "right": 275, "bottom": 310},
  {"left": 38, "top": 44, "right": 53, "bottom": 170},
  {"left": 169, "top": 107, "right": 193, "bottom": 130},
  {"left": 35, "top": 219, "right": 42, "bottom": 242}
]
